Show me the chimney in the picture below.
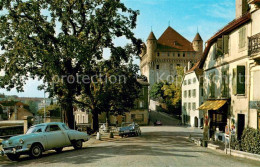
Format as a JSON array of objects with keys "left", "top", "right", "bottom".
[{"left": 236, "top": 0, "right": 249, "bottom": 19}]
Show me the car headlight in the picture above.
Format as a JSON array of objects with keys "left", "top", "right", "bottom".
[{"left": 19, "top": 139, "right": 24, "bottom": 144}]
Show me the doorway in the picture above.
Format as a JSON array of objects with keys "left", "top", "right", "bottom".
[
  {"left": 194, "top": 117, "right": 198, "bottom": 127},
  {"left": 237, "top": 114, "right": 245, "bottom": 140}
]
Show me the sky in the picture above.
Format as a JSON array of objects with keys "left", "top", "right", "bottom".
[{"left": 0, "top": 0, "right": 236, "bottom": 98}]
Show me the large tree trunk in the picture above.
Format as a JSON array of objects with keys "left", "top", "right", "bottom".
[
  {"left": 91, "top": 110, "right": 99, "bottom": 132},
  {"left": 62, "top": 99, "right": 75, "bottom": 129}
]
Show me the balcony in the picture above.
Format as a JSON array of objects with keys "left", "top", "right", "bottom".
[{"left": 248, "top": 33, "right": 260, "bottom": 60}]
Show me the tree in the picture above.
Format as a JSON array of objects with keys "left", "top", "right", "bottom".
[
  {"left": 38, "top": 104, "right": 60, "bottom": 117},
  {"left": 0, "top": 0, "right": 141, "bottom": 128},
  {"left": 149, "top": 81, "right": 165, "bottom": 103},
  {"left": 76, "top": 50, "right": 141, "bottom": 131},
  {"left": 161, "top": 66, "right": 184, "bottom": 115},
  {"left": 24, "top": 100, "right": 38, "bottom": 114}
]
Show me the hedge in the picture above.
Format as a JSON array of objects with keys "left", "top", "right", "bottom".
[{"left": 231, "top": 128, "right": 260, "bottom": 155}]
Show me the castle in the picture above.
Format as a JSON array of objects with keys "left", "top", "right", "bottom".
[{"left": 139, "top": 26, "right": 203, "bottom": 87}]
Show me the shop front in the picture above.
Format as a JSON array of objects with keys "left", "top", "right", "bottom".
[{"left": 198, "top": 100, "right": 229, "bottom": 141}]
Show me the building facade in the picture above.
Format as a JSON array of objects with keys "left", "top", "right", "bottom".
[
  {"left": 198, "top": 0, "right": 260, "bottom": 140},
  {"left": 139, "top": 26, "right": 203, "bottom": 110},
  {"left": 182, "top": 63, "right": 204, "bottom": 128}
]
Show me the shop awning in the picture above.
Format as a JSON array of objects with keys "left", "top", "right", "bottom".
[{"left": 198, "top": 100, "right": 227, "bottom": 110}]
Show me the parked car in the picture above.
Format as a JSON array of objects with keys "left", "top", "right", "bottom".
[
  {"left": 0, "top": 122, "right": 90, "bottom": 161},
  {"left": 119, "top": 122, "right": 141, "bottom": 137},
  {"left": 154, "top": 120, "right": 163, "bottom": 126}
]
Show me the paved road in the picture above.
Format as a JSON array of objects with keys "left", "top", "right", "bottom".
[
  {"left": 149, "top": 111, "right": 181, "bottom": 126},
  {"left": 1, "top": 126, "right": 260, "bottom": 167}
]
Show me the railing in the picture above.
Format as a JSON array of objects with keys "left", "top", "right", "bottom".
[{"left": 248, "top": 32, "right": 260, "bottom": 56}]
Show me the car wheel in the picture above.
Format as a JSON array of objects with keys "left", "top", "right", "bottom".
[
  {"left": 6, "top": 154, "right": 20, "bottom": 161},
  {"left": 29, "top": 144, "right": 43, "bottom": 158},
  {"left": 73, "top": 140, "right": 83, "bottom": 150},
  {"left": 55, "top": 148, "right": 63, "bottom": 153}
]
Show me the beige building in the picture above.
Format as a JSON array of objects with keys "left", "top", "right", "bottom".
[
  {"left": 139, "top": 26, "right": 203, "bottom": 110},
  {"left": 198, "top": 0, "right": 260, "bottom": 140}
]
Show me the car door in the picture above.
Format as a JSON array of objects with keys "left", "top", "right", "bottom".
[{"left": 44, "top": 124, "right": 68, "bottom": 149}]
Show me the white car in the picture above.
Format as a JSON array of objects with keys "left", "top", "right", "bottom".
[{"left": 0, "top": 122, "right": 90, "bottom": 161}]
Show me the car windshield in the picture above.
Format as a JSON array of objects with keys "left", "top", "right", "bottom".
[{"left": 26, "top": 125, "right": 44, "bottom": 134}]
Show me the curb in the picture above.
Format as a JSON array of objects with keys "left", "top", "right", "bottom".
[{"left": 189, "top": 137, "right": 260, "bottom": 162}]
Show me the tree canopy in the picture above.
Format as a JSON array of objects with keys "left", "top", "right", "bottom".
[{"left": 0, "top": 0, "right": 141, "bottom": 129}]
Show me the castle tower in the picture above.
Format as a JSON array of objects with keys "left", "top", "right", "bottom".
[
  {"left": 192, "top": 32, "right": 203, "bottom": 57},
  {"left": 140, "top": 43, "right": 147, "bottom": 58},
  {"left": 146, "top": 31, "right": 157, "bottom": 63}
]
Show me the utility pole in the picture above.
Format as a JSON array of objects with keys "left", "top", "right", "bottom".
[{"left": 44, "top": 90, "right": 46, "bottom": 123}]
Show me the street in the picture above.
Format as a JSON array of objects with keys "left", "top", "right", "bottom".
[{"left": 1, "top": 126, "right": 260, "bottom": 167}]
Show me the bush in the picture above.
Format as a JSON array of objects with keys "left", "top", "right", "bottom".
[{"left": 241, "top": 128, "right": 260, "bottom": 154}]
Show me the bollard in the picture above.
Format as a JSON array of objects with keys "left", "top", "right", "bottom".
[{"left": 96, "top": 132, "right": 101, "bottom": 140}]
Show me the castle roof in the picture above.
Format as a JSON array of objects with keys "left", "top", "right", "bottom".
[
  {"left": 147, "top": 32, "right": 157, "bottom": 40},
  {"left": 193, "top": 33, "right": 202, "bottom": 41},
  {"left": 157, "top": 26, "right": 195, "bottom": 52}
]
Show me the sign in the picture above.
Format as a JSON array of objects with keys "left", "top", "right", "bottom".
[
  {"left": 250, "top": 101, "right": 260, "bottom": 109},
  {"left": 225, "top": 125, "right": 229, "bottom": 135}
]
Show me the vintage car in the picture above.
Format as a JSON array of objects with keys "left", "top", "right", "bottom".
[
  {"left": 119, "top": 122, "right": 141, "bottom": 137},
  {"left": 0, "top": 122, "right": 90, "bottom": 161}
]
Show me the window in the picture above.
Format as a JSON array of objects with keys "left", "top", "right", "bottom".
[
  {"left": 233, "top": 66, "right": 246, "bottom": 95},
  {"left": 131, "top": 114, "right": 136, "bottom": 120},
  {"left": 157, "top": 52, "right": 160, "bottom": 57},
  {"left": 183, "top": 53, "right": 185, "bottom": 57},
  {"left": 201, "top": 88, "right": 204, "bottom": 97},
  {"left": 184, "top": 80, "right": 187, "bottom": 85},
  {"left": 177, "top": 64, "right": 180, "bottom": 67},
  {"left": 188, "top": 79, "right": 191, "bottom": 85},
  {"left": 77, "top": 114, "right": 80, "bottom": 123},
  {"left": 82, "top": 115, "right": 85, "bottom": 123},
  {"left": 178, "top": 53, "right": 180, "bottom": 57},
  {"left": 192, "top": 103, "right": 196, "bottom": 110},
  {"left": 170, "top": 64, "right": 173, "bottom": 69},
  {"left": 184, "top": 91, "right": 187, "bottom": 98},
  {"left": 192, "top": 89, "right": 196, "bottom": 97},
  {"left": 168, "top": 52, "right": 170, "bottom": 57},
  {"left": 156, "top": 65, "right": 159, "bottom": 70},
  {"left": 139, "top": 101, "right": 144, "bottom": 108},
  {"left": 188, "top": 103, "right": 191, "bottom": 110},
  {"left": 239, "top": 27, "right": 246, "bottom": 49},
  {"left": 193, "top": 78, "right": 196, "bottom": 83},
  {"left": 221, "top": 70, "right": 229, "bottom": 97},
  {"left": 46, "top": 125, "right": 61, "bottom": 132},
  {"left": 188, "top": 90, "right": 191, "bottom": 97},
  {"left": 184, "top": 103, "right": 187, "bottom": 110}
]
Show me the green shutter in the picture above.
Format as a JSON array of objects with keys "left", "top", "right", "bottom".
[
  {"left": 232, "top": 68, "right": 237, "bottom": 95},
  {"left": 223, "top": 35, "right": 229, "bottom": 54},
  {"left": 237, "top": 66, "right": 246, "bottom": 94}
]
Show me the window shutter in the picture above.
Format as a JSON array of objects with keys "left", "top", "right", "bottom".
[
  {"left": 217, "top": 38, "right": 223, "bottom": 51},
  {"left": 239, "top": 29, "right": 242, "bottom": 48},
  {"left": 237, "top": 66, "right": 246, "bottom": 94},
  {"left": 232, "top": 68, "right": 237, "bottom": 95},
  {"left": 223, "top": 35, "right": 229, "bottom": 54}
]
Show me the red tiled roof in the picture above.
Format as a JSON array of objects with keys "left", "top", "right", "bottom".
[
  {"left": 199, "top": 13, "right": 251, "bottom": 69},
  {"left": 147, "top": 32, "right": 157, "bottom": 40},
  {"left": 157, "top": 27, "right": 195, "bottom": 52},
  {"left": 193, "top": 33, "right": 202, "bottom": 41}
]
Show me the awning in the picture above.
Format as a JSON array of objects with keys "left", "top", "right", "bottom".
[{"left": 198, "top": 100, "right": 227, "bottom": 110}]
